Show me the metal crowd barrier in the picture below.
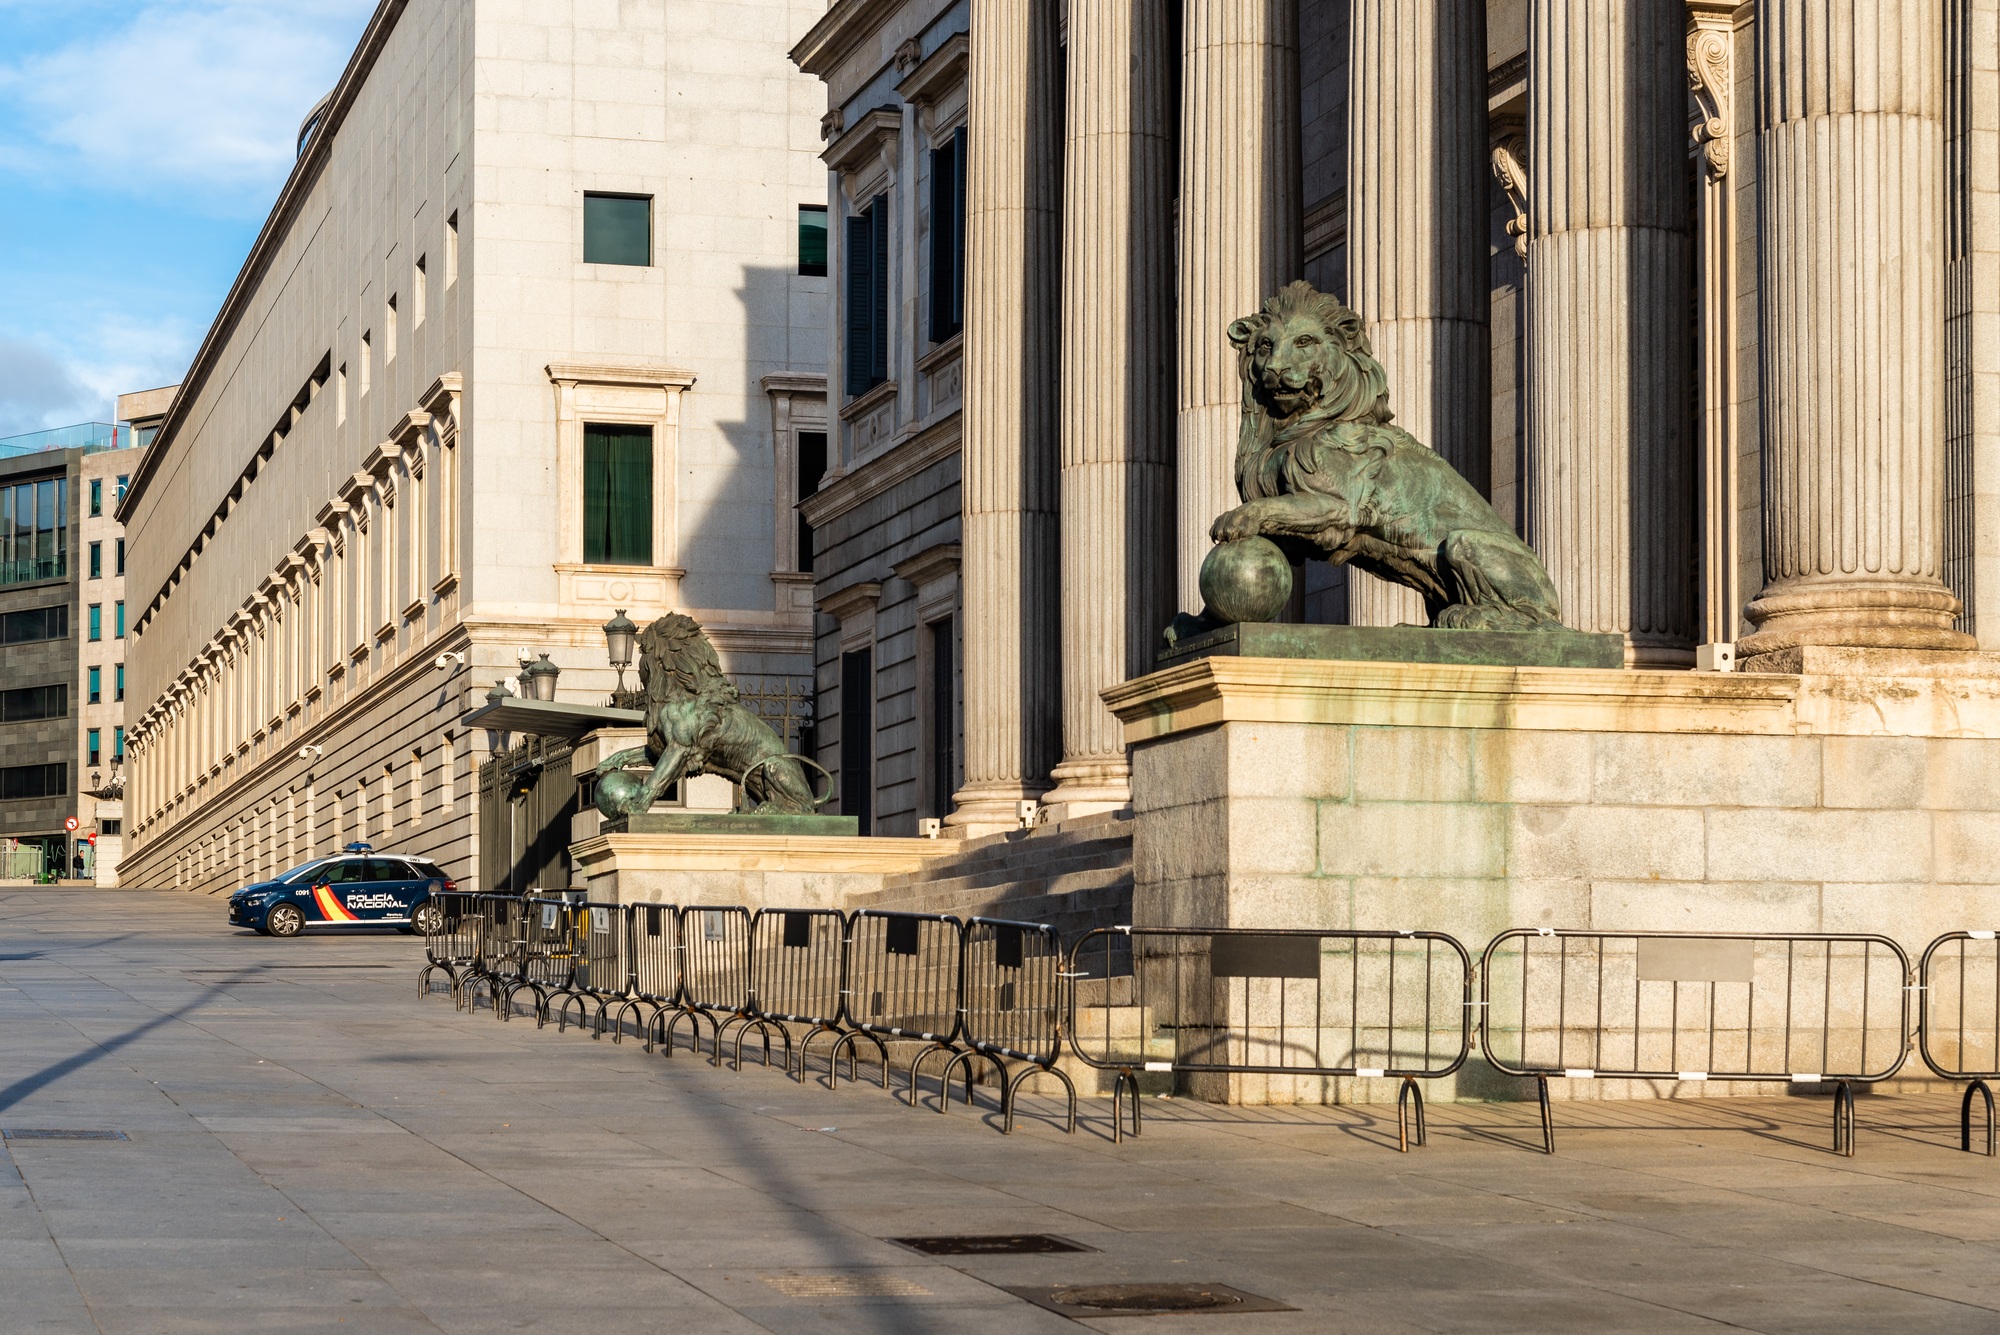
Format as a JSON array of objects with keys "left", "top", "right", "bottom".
[
  {"left": 554, "top": 901, "right": 632, "bottom": 1037},
  {"left": 678, "top": 906, "right": 756, "bottom": 1064},
  {"left": 460, "top": 893, "right": 527, "bottom": 1016},
  {"left": 506, "top": 895, "right": 582, "bottom": 1024},
  {"left": 1480, "top": 929, "right": 1911, "bottom": 1155},
  {"left": 418, "top": 890, "right": 483, "bottom": 1002},
  {"left": 1917, "top": 931, "right": 2000, "bottom": 1155},
  {"left": 745, "top": 908, "right": 854, "bottom": 1080},
  {"left": 622, "top": 902, "right": 681, "bottom": 1050},
  {"left": 958, "top": 918, "right": 1075, "bottom": 1134},
  {"left": 836, "top": 910, "right": 961, "bottom": 1093},
  {"left": 1068, "top": 927, "right": 1472, "bottom": 1148}
]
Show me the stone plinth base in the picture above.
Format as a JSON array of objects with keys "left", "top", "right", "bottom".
[
  {"left": 602, "top": 812, "right": 859, "bottom": 837},
  {"left": 1159, "top": 621, "right": 1626, "bottom": 670},
  {"left": 1103, "top": 653, "right": 2000, "bottom": 1106},
  {"left": 570, "top": 830, "right": 942, "bottom": 909}
]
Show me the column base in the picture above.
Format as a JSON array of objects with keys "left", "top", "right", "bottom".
[
  {"left": 1041, "top": 757, "right": 1133, "bottom": 823},
  {"left": 945, "top": 779, "right": 1049, "bottom": 839},
  {"left": 1740, "top": 579, "right": 1975, "bottom": 662}
]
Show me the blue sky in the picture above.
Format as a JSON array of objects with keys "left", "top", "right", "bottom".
[{"left": 0, "top": 0, "right": 377, "bottom": 438}]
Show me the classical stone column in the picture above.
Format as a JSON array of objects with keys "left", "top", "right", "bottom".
[
  {"left": 1739, "top": 0, "right": 1973, "bottom": 661},
  {"left": 1525, "top": 0, "right": 1695, "bottom": 665},
  {"left": 951, "top": 0, "right": 1063, "bottom": 832},
  {"left": 1046, "top": 0, "right": 1177, "bottom": 817},
  {"left": 1177, "top": 0, "right": 1301, "bottom": 611},
  {"left": 1345, "top": 0, "right": 1490, "bottom": 627}
]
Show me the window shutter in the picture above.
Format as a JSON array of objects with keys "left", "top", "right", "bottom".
[
  {"left": 870, "top": 194, "right": 891, "bottom": 386},
  {"left": 929, "top": 140, "right": 955, "bottom": 344},
  {"left": 846, "top": 212, "right": 873, "bottom": 396},
  {"left": 950, "top": 127, "right": 967, "bottom": 334}
]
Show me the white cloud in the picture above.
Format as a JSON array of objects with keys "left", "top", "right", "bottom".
[
  {"left": 0, "top": 1, "right": 376, "bottom": 210},
  {"left": 0, "top": 335, "right": 102, "bottom": 438}
]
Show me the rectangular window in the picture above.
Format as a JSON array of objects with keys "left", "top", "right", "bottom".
[
  {"left": 88, "top": 605, "right": 101, "bottom": 641},
  {"left": 930, "top": 617, "right": 956, "bottom": 818},
  {"left": 0, "top": 604, "right": 67, "bottom": 644},
  {"left": 798, "top": 205, "right": 828, "bottom": 276},
  {"left": 114, "top": 601, "right": 125, "bottom": 639},
  {"left": 797, "top": 430, "right": 827, "bottom": 573},
  {"left": 101, "top": 818, "right": 120, "bottom": 836},
  {"left": 113, "top": 727, "right": 124, "bottom": 762},
  {"left": 115, "top": 474, "right": 128, "bottom": 503},
  {"left": 1, "top": 475, "right": 69, "bottom": 585},
  {"left": 90, "top": 479, "right": 102, "bottom": 516},
  {"left": 360, "top": 332, "right": 372, "bottom": 396},
  {"left": 386, "top": 295, "right": 398, "bottom": 362},
  {"left": 0, "top": 684, "right": 67, "bottom": 723},
  {"left": 88, "top": 542, "right": 101, "bottom": 579},
  {"left": 844, "top": 194, "right": 891, "bottom": 397},
  {"left": 87, "top": 729, "right": 100, "bottom": 767},
  {"left": 445, "top": 212, "right": 459, "bottom": 285},
  {"left": 413, "top": 256, "right": 427, "bottom": 327},
  {"left": 88, "top": 667, "right": 100, "bottom": 705},
  {"left": 840, "top": 649, "right": 874, "bottom": 836},
  {"left": 583, "top": 193, "right": 652, "bottom": 266},
  {"left": 581, "top": 423, "right": 654, "bottom": 566},
  {"left": 0, "top": 763, "right": 66, "bottom": 801},
  {"left": 337, "top": 364, "right": 347, "bottom": 424},
  {"left": 929, "top": 127, "right": 967, "bottom": 342},
  {"left": 115, "top": 663, "right": 124, "bottom": 702},
  {"left": 115, "top": 538, "right": 124, "bottom": 575}
]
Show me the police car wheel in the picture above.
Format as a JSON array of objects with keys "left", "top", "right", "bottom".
[
  {"left": 266, "top": 904, "right": 305, "bottom": 938},
  {"left": 411, "top": 903, "right": 444, "bottom": 936}
]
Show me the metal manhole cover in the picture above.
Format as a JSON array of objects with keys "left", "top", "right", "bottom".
[
  {"left": 1007, "top": 1283, "right": 1294, "bottom": 1318},
  {"left": 3, "top": 1129, "right": 128, "bottom": 1142},
  {"left": 891, "top": 1234, "right": 1095, "bottom": 1257},
  {"left": 763, "top": 1275, "right": 931, "bottom": 1299}
]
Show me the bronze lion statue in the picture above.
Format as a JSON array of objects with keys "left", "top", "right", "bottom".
[
  {"left": 592, "top": 613, "right": 823, "bottom": 817},
  {"left": 1209, "top": 281, "right": 1561, "bottom": 630}
]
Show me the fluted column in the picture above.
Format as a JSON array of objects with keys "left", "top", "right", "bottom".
[
  {"left": 950, "top": 0, "right": 1063, "bottom": 832},
  {"left": 1177, "top": 0, "right": 1301, "bottom": 610},
  {"left": 1740, "top": 0, "right": 1972, "bottom": 661},
  {"left": 1525, "top": 0, "right": 1695, "bottom": 665},
  {"left": 1345, "top": 0, "right": 1490, "bottom": 627},
  {"left": 1047, "top": 0, "right": 1177, "bottom": 817}
]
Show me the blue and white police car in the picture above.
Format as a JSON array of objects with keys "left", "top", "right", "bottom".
[{"left": 227, "top": 843, "right": 455, "bottom": 937}]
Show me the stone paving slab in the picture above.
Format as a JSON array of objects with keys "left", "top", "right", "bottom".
[{"left": 4, "top": 887, "right": 2000, "bottom": 1332}]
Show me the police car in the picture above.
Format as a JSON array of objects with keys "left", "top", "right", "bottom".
[{"left": 227, "top": 844, "right": 455, "bottom": 937}]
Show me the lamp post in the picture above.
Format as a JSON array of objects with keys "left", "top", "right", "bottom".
[{"left": 603, "top": 609, "right": 637, "bottom": 700}]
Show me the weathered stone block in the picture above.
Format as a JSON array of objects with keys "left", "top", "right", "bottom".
[
  {"left": 1506, "top": 804, "right": 1705, "bottom": 880},
  {"left": 1320, "top": 802, "right": 1505, "bottom": 879},
  {"left": 1589, "top": 880, "right": 1822, "bottom": 934},
  {"left": 1706, "top": 809, "right": 1930, "bottom": 884},
  {"left": 1352, "top": 726, "right": 1473, "bottom": 803},
  {"left": 1225, "top": 723, "right": 1350, "bottom": 801},
  {"left": 1226, "top": 797, "right": 1320, "bottom": 875},
  {"left": 1934, "top": 811, "right": 2000, "bottom": 884},
  {"left": 1222, "top": 875, "right": 1350, "bottom": 929},
  {"left": 1925, "top": 737, "right": 2000, "bottom": 810},
  {"left": 1472, "top": 728, "right": 1593, "bottom": 805},
  {"left": 1820, "top": 735, "right": 1927, "bottom": 809},
  {"left": 1592, "top": 732, "right": 1819, "bottom": 808}
]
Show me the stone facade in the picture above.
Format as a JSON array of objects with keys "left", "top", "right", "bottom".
[{"left": 116, "top": 0, "right": 830, "bottom": 893}]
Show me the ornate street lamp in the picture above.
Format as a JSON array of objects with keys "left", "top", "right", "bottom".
[
  {"left": 603, "top": 609, "right": 638, "bottom": 696},
  {"left": 525, "top": 653, "right": 560, "bottom": 702}
]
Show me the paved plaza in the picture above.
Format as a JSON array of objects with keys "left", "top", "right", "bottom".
[{"left": 0, "top": 888, "right": 1997, "bottom": 1332}]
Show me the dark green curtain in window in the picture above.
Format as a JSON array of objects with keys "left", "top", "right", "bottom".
[{"left": 583, "top": 424, "right": 654, "bottom": 566}]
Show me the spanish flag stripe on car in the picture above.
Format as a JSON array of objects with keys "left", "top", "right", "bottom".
[{"left": 311, "top": 884, "right": 359, "bottom": 922}]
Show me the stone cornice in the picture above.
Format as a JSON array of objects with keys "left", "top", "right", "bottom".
[
  {"left": 790, "top": 0, "right": 903, "bottom": 78},
  {"left": 822, "top": 106, "right": 902, "bottom": 175},
  {"left": 760, "top": 372, "right": 828, "bottom": 398},
  {"left": 801, "top": 410, "right": 960, "bottom": 529},
  {"left": 891, "top": 542, "right": 961, "bottom": 590},
  {"left": 820, "top": 581, "right": 883, "bottom": 624},
  {"left": 544, "top": 361, "right": 697, "bottom": 390},
  {"left": 896, "top": 33, "right": 968, "bottom": 106}
]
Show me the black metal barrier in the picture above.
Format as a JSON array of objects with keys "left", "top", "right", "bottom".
[
  {"left": 418, "top": 890, "right": 483, "bottom": 1002},
  {"left": 510, "top": 896, "right": 580, "bottom": 1024},
  {"left": 621, "top": 902, "right": 680, "bottom": 1050},
  {"left": 837, "top": 911, "right": 962, "bottom": 1094},
  {"left": 1067, "top": 927, "right": 1473, "bottom": 1148},
  {"left": 1918, "top": 931, "right": 2000, "bottom": 1155},
  {"left": 554, "top": 901, "right": 631, "bottom": 1037},
  {"left": 1480, "top": 929, "right": 1911, "bottom": 1155},
  {"left": 959, "top": 918, "right": 1075, "bottom": 1134},
  {"left": 746, "top": 908, "right": 856, "bottom": 1079},
  {"left": 678, "top": 906, "right": 755, "bottom": 1064},
  {"left": 462, "top": 893, "right": 527, "bottom": 1016}
]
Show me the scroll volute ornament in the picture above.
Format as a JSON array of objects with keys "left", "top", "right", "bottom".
[
  {"left": 1687, "top": 23, "right": 1731, "bottom": 180},
  {"left": 1489, "top": 130, "right": 1528, "bottom": 260}
]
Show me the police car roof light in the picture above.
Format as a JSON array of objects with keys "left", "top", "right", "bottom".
[{"left": 343, "top": 842, "right": 374, "bottom": 853}]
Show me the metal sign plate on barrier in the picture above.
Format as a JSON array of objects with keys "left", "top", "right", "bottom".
[
  {"left": 1210, "top": 934, "right": 1319, "bottom": 979},
  {"left": 1636, "top": 937, "right": 1754, "bottom": 983}
]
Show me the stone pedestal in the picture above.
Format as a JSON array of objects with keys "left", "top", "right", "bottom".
[
  {"left": 570, "top": 829, "right": 942, "bottom": 909},
  {"left": 1104, "top": 653, "right": 2000, "bottom": 1104}
]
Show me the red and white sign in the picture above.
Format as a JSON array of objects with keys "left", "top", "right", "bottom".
[{"left": 63, "top": 817, "right": 79, "bottom": 832}]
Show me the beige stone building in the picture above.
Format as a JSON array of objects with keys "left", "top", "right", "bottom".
[
  {"left": 795, "top": 0, "right": 2000, "bottom": 833},
  {"left": 117, "top": 0, "right": 832, "bottom": 892}
]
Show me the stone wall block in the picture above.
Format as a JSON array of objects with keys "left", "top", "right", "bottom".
[
  {"left": 1934, "top": 811, "right": 2000, "bottom": 884},
  {"left": 1351, "top": 726, "right": 1473, "bottom": 803},
  {"left": 1501, "top": 878, "right": 1595, "bottom": 932},
  {"left": 1820, "top": 883, "right": 1993, "bottom": 942},
  {"left": 1321, "top": 802, "right": 1505, "bottom": 879},
  {"left": 1820, "top": 735, "right": 1929, "bottom": 809},
  {"left": 1227, "top": 797, "right": 1319, "bottom": 875},
  {"left": 1591, "top": 732, "right": 1820, "bottom": 808},
  {"left": 1506, "top": 804, "right": 1706, "bottom": 881},
  {"left": 1223, "top": 875, "right": 1349, "bottom": 930},
  {"left": 1132, "top": 731, "right": 1227, "bottom": 812},
  {"left": 1472, "top": 729, "right": 1593, "bottom": 804},
  {"left": 1225, "top": 723, "right": 1351, "bottom": 801},
  {"left": 1925, "top": 737, "right": 2000, "bottom": 809},
  {"left": 1589, "top": 879, "right": 1822, "bottom": 934},
  {"left": 1352, "top": 876, "right": 1511, "bottom": 940},
  {"left": 1706, "top": 809, "right": 1931, "bottom": 883}
]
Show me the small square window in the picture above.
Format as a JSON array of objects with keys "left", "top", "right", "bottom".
[
  {"left": 799, "top": 205, "right": 828, "bottom": 277},
  {"left": 584, "top": 193, "right": 652, "bottom": 266}
]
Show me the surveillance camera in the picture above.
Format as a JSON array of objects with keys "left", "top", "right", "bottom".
[
  {"left": 298, "top": 745, "right": 325, "bottom": 759},
  {"left": 433, "top": 651, "right": 466, "bottom": 671}
]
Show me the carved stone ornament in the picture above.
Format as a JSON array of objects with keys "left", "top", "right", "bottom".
[
  {"left": 1197, "top": 282, "right": 1563, "bottom": 632},
  {"left": 1490, "top": 131, "right": 1529, "bottom": 259},
  {"left": 1687, "top": 22, "right": 1731, "bottom": 179}
]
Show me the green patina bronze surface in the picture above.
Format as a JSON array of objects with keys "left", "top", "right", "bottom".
[
  {"left": 1159, "top": 621, "right": 1626, "bottom": 670},
  {"left": 1197, "top": 281, "right": 1568, "bottom": 636},
  {"left": 600, "top": 812, "right": 860, "bottom": 837}
]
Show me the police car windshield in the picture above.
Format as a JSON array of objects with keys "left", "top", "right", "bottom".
[{"left": 277, "top": 859, "right": 336, "bottom": 885}]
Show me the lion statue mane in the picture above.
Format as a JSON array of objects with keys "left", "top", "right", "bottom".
[
  {"left": 591, "top": 612, "right": 820, "bottom": 817},
  {"left": 1209, "top": 280, "right": 1561, "bottom": 631}
]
